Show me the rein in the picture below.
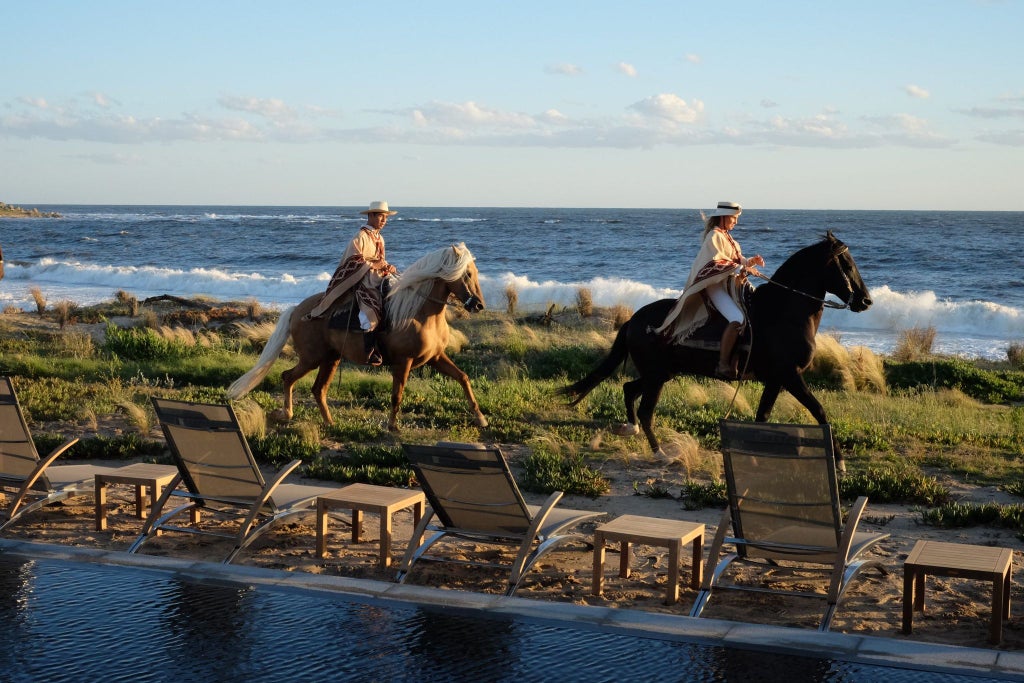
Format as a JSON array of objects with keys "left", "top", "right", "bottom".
[{"left": 748, "top": 247, "right": 851, "bottom": 310}]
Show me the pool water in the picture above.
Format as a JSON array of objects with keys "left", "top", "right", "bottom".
[{"left": 0, "top": 552, "right": 1011, "bottom": 682}]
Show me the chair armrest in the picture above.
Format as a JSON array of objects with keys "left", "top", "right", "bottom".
[
  {"left": 827, "top": 496, "right": 869, "bottom": 603},
  {"left": 236, "top": 459, "right": 303, "bottom": 539},
  {"left": 8, "top": 437, "right": 79, "bottom": 518}
]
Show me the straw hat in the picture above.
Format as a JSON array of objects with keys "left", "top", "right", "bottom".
[
  {"left": 359, "top": 200, "right": 398, "bottom": 216},
  {"left": 708, "top": 201, "right": 742, "bottom": 218}
]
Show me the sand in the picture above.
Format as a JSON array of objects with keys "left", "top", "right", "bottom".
[{"left": 4, "top": 441, "right": 1021, "bottom": 653}]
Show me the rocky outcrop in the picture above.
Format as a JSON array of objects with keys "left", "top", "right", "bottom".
[{"left": 0, "top": 202, "right": 62, "bottom": 218}]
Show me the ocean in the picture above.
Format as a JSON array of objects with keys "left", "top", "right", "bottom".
[{"left": 1, "top": 205, "right": 1021, "bottom": 360}]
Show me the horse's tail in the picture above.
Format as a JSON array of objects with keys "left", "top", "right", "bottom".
[
  {"left": 226, "top": 306, "right": 295, "bottom": 399},
  {"left": 557, "top": 318, "right": 631, "bottom": 406}
]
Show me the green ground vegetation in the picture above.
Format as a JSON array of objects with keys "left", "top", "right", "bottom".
[{"left": 2, "top": 297, "right": 1023, "bottom": 532}]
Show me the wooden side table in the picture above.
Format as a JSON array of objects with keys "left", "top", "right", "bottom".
[
  {"left": 315, "top": 483, "right": 426, "bottom": 569},
  {"left": 903, "top": 539, "right": 1013, "bottom": 645},
  {"left": 593, "top": 514, "right": 705, "bottom": 605},
  {"left": 95, "top": 463, "right": 180, "bottom": 531}
]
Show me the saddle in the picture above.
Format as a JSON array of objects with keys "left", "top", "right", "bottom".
[
  {"left": 677, "top": 314, "right": 752, "bottom": 352},
  {"left": 326, "top": 278, "right": 393, "bottom": 333},
  {"left": 677, "top": 286, "right": 754, "bottom": 352}
]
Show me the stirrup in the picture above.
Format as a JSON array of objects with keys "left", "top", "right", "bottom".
[
  {"left": 715, "top": 364, "right": 738, "bottom": 381},
  {"left": 366, "top": 350, "right": 383, "bottom": 366}
]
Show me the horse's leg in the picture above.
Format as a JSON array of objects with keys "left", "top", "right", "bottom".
[
  {"left": 275, "top": 359, "right": 320, "bottom": 422},
  {"left": 388, "top": 358, "right": 415, "bottom": 432},
  {"left": 636, "top": 377, "right": 667, "bottom": 454},
  {"left": 771, "top": 373, "right": 846, "bottom": 472},
  {"left": 310, "top": 359, "right": 341, "bottom": 425},
  {"left": 754, "top": 382, "right": 783, "bottom": 422},
  {"left": 426, "top": 353, "right": 488, "bottom": 428},
  {"left": 614, "top": 378, "right": 644, "bottom": 436}
]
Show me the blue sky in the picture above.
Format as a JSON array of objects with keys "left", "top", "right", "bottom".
[{"left": 3, "top": 0, "right": 1023, "bottom": 209}]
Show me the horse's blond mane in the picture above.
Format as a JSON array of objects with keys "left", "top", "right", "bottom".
[{"left": 387, "top": 243, "right": 474, "bottom": 329}]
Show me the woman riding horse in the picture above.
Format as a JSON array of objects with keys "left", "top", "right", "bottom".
[{"left": 561, "top": 231, "right": 872, "bottom": 469}]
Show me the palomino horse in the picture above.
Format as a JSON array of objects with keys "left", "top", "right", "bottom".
[
  {"left": 560, "top": 232, "right": 872, "bottom": 469},
  {"left": 227, "top": 243, "right": 487, "bottom": 431}
]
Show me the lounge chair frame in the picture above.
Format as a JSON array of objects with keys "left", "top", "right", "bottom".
[
  {"left": 129, "top": 397, "right": 336, "bottom": 563},
  {"left": 1, "top": 376, "right": 115, "bottom": 531},
  {"left": 396, "top": 442, "right": 603, "bottom": 595},
  {"left": 690, "top": 419, "right": 889, "bottom": 631}
]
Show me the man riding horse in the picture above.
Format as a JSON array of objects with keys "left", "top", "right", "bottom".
[{"left": 304, "top": 201, "right": 399, "bottom": 366}]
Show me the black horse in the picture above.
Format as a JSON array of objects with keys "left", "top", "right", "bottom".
[{"left": 560, "top": 231, "right": 872, "bottom": 467}]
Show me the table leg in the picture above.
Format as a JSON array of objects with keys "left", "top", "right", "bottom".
[
  {"left": 666, "top": 541, "right": 680, "bottom": 605},
  {"left": 592, "top": 531, "right": 606, "bottom": 597},
  {"left": 315, "top": 499, "right": 328, "bottom": 559},
  {"left": 95, "top": 479, "right": 108, "bottom": 531},
  {"left": 690, "top": 537, "right": 703, "bottom": 589},
  {"left": 992, "top": 575, "right": 1005, "bottom": 644},
  {"left": 618, "top": 540, "right": 631, "bottom": 578},
  {"left": 902, "top": 568, "right": 916, "bottom": 634},
  {"left": 379, "top": 509, "right": 392, "bottom": 569},
  {"left": 351, "top": 509, "right": 363, "bottom": 543},
  {"left": 134, "top": 484, "right": 146, "bottom": 518}
]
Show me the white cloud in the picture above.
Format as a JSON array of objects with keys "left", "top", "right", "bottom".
[
  {"left": 958, "top": 105, "right": 1024, "bottom": 118},
  {"left": 760, "top": 99, "right": 779, "bottom": 108},
  {"left": 219, "top": 95, "right": 296, "bottom": 121},
  {"left": 89, "top": 92, "right": 117, "bottom": 108},
  {"left": 629, "top": 94, "right": 704, "bottom": 124},
  {"left": 905, "top": 84, "right": 930, "bottom": 99},
  {"left": 616, "top": 62, "right": 638, "bottom": 77},
  {"left": 544, "top": 63, "right": 583, "bottom": 76},
  {"left": 410, "top": 101, "right": 538, "bottom": 129},
  {"left": 684, "top": 53, "right": 701, "bottom": 64}
]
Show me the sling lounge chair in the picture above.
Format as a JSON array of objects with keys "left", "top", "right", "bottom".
[
  {"left": 690, "top": 420, "right": 889, "bottom": 631},
  {"left": 129, "top": 397, "right": 338, "bottom": 563},
  {"left": 395, "top": 442, "right": 604, "bottom": 595},
  {"left": 1, "top": 376, "right": 121, "bottom": 532}
]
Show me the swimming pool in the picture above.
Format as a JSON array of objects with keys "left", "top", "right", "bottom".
[{"left": 0, "top": 543, "right": 1018, "bottom": 682}]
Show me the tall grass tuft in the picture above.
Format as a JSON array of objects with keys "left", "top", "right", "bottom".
[
  {"left": 231, "top": 399, "right": 267, "bottom": 439},
  {"left": 118, "top": 400, "right": 152, "bottom": 435},
  {"left": 504, "top": 283, "right": 519, "bottom": 317},
  {"left": 894, "top": 325, "right": 937, "bottom": 361},
  {"left": 29, "top": 286, "right": 46, "bottom": 316},
  {"left": 115, "top": 290, "right": 140, "bottom": 316},
  {"left": 54, "top": 300, "right": 77, "bottom": 329},
  {"left": 809, "top": 334, "right": 856, "bottom": 391},
  {"left": 611, "top": 303, "right": 632, "bottom": 330},
  {"left": 1008, "top": 342, "right": 1024, "bottom": 370},
  {"left": 245, "top": 298, "right": 262, "bottom": 320},
  {"left": 575, "top": 287, "right": 593, "bottom": 317}
]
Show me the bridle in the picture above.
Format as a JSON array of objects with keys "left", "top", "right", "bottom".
[
  {"left": 750, "top": 245, "right": 852, "bottom": 310},
  {"left": 410, "top": 268, "right": 482, "bottom": 310}
]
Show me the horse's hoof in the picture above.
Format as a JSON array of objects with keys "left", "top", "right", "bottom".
[
  {"left": 475, "top": 414, "right": 489, "bottom": 428},
  {"left": 268, "top": 409, "right": 291, "bottom": 423},
  {"left": 836, "top": 459, "right": 847, "bottom": 474},
  {"left": 614, "top": 423, "right": 640, "bottom": 437}
]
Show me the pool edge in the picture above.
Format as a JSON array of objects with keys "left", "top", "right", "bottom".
[{"left": 2, "top": 538, "right": 1021, "bottom": 680}]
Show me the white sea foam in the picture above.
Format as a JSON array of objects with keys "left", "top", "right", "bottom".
[{"left": 2, "top": 259, "right": 1021, "bottom": 359}]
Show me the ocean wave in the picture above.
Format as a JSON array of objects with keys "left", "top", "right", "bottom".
[{"left": 2, "top": 259, "right": 1020, "bottom": 358}]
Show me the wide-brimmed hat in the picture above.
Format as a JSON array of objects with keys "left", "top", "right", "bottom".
[
  {"left": 708, "top": 201, "right": 742, "bottom": 218},
  {"left": 359, "top": 201, "right": 398, "bottom": 216}
]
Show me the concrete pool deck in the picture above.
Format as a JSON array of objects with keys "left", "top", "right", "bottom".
[{"left": 2, "top": 538, "right": 1022, "bottom": 681}]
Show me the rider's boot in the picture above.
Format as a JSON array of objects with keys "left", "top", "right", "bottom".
[
  {"left": 363, "top": 330, "right": 383, "bottom": 366},
  {"left": 715, "top": 322, "right": 742, "bottom": 380}
]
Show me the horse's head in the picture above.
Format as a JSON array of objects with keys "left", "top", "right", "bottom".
[
  {"left": 446, "top": 245, "right": 485, "bottom": 313},
  {"left": 824, "top": 231, "right": 872, "bottom": 312}
]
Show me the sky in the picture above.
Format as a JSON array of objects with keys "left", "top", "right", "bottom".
[{"left": 2, "top": 0, "right": 1023, "bottom": 210}]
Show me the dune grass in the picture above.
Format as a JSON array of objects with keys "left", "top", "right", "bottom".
[{"left": 3, "top": 297, "right": 1024, "bottom": 521}]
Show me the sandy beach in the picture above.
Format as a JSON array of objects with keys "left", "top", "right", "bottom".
[{"left": 4, "top": 434, "right": 1021, "bottom": 653}]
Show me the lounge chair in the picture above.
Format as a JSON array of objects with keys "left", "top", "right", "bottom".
[
  {"left": 128, "top": 397, "right": 338, "bottom": 563},
  {"left": 689, "top": 419, "right": 889, "bottom": 631},
  {"left": 395, "top": 442, "right": 604, "bottom": 595},
  {"left": 1, "top": 376, "right": 120, "bottom": 531}
]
